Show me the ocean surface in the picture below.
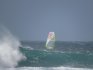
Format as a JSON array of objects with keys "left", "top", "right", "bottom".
[
  {"left": 0, "top": 40, "right": 93, "bottom": 70},
  {"left": 13, "top": 41, "right": 93, "bottom": 70}
]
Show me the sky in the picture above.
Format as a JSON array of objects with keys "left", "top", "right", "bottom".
[{"left": 0, "top": 0, "right": 93, "bottom": 41}]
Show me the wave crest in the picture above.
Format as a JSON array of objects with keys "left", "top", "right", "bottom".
[{"left": 0, "top": 25, "right": 26, "bottom": 67}]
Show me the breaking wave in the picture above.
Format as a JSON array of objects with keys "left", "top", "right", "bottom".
[{"left": 0, "top": 25, "right": 26, "bottom": 67}]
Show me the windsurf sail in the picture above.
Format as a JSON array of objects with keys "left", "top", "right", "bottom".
[{"left": 45, "top": 32, "right": 55, "bottom": 50}]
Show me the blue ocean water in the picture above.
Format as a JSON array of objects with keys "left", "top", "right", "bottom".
[{"left": 15, "top": 41, "right": 93, "bottom": 70}]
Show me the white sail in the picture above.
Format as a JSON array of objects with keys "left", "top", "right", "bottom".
[{"left": 45, "top": 32, "right": 55, "bottom": 50}]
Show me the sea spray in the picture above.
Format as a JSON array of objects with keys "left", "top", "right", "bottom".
[{"left": 0, "top": 25, "right": 26, "bottom": 67}]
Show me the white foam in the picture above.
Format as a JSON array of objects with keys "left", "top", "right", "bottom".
[
  {"left": 23, "top": 45, "right": 34, "bottom": 50},
  {"left": 0, "top": 26, "right": 26, "bottom": 67},
  {"left": 0, "top": 66, "right": 92, "bottom": 70}
]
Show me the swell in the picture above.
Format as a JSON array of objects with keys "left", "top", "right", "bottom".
[{"left": 18, "top": 47, "right": 93, "bottom": 68}]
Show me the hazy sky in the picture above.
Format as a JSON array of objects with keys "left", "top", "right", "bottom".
[{"left": 0, "top": 0, "right": 93, "bottom": 41}]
